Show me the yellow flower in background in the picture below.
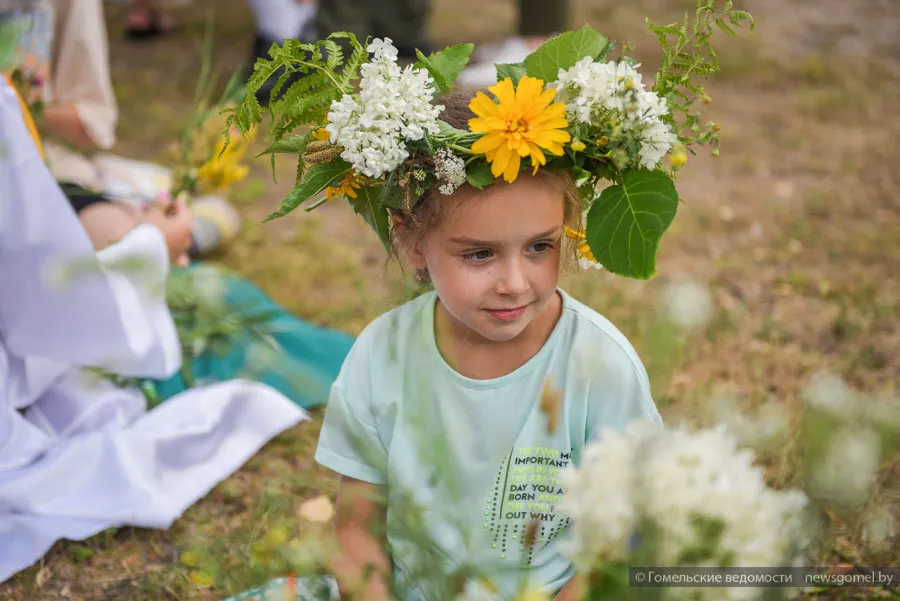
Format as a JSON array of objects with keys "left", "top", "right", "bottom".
[
  {"left": 669, "top": 143, "right": 688, "bottom": 169},
  {"left": 325, "top": 170, "right": 362, "bottom": 201},
  {"left": 564, "top": 225, "right": 602, "bottom": 268},
  {"left": 570, "top": 140, "right": 586, "bottom": 152},
  {"left": 469, "top": 76, "right": 571, "bottom": 183},
  {"left": 311, "top": 126, "right": 331, "bottom": 142},
  {"left": 196, "top": 128, "right": 255, "bottom": 193}
]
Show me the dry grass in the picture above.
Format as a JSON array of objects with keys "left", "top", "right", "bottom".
[{"left": 2, "top": 0, "right": 899, "bottom": 599}]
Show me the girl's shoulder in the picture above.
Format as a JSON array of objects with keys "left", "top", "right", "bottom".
[
  {"left": 558, "top": 289, "right": 649, "bottom": 383},
  {"left": 344, "top": 290, "right": 437, "bottom": 361}
]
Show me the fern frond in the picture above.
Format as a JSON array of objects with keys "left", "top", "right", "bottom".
[{"left": 336, "top": 38, "right": 368, "bottom": 91}]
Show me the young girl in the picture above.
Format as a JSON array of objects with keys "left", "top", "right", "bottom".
[
  {"left": 226, "top": 27, "right": 697, "bottom": 601},
  {"left": 310, "top": 96, "right": 662, "bottom": 601}
]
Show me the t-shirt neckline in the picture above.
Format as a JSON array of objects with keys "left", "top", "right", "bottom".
[{"left": 423, "top": 289, "right": 570, "bottom": 389}]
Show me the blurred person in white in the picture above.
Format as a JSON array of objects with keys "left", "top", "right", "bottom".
[
  {"left": 0, "top": 73, "right": 307, "bottom": 584},
  {"left": 458, "top": 0, "right": 570, "bottom": 88},
  {"left": 3, "top": 0, "right": 240, "bottom": 259}
]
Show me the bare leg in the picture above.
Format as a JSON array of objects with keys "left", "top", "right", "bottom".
[
  {"left": 77, "top": 202, "right": 143, "bottom": 252},
  {"left": 126, "top": 0, "right": 176, "bottom": 35}
]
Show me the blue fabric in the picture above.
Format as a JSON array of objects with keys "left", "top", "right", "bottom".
[
  {"left": 151, "top": 264, "right": 354, "bottom": 409},
  {"left": 222, "top": 576, "right": 339, "bottom": 601}
]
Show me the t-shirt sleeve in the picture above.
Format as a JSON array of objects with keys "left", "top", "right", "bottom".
[
  {"left": 314, "top": 331, "right": 389, "bottom": 485},
  {"left": 585, "top": 333, "right": 662, "bottom": 443}
]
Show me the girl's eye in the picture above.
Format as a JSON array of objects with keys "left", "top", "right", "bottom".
[
  {"left": 464, "top": 249, "right": 493, "bottom": 261},
  {"left": 529, "top": 242, "right": 554, "bottom": 253}
]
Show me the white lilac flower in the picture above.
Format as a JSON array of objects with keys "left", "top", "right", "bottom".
[
  {"left": 434, "top": 147, "right": 466, "bottom": 195},
  {"left": 553, "top": 57, "right": 676, "bottom": 170},
  {"left": 326, "top": 38, "right": 444, "bottom": 178},
  {"left": 577, "top": 257, "right": 604, "bottom": 271},
  {"left": 560, "top": 423, "right": 809, "bottom": 601}
]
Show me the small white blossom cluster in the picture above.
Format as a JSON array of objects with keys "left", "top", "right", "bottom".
[
  {"left": 326, "top": 38, "right": 444, "bottom": 178},
  {"left": 559, "top": 422, "right": 809, "bottom": 601},
  {"left": 434, "top": 147, "right": 467, "bottom": 195},
  {"left": 553, "top": 57, "right": 678, "bottom": 170}
]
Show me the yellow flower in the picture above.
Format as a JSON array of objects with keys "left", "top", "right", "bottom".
[
  {"left": 312, "top": 126, "right": 331, "bottom": 142},
  {"left": 469, "top": 76, "right": 571, "bottom": 183},
  {"left": 564, "top": 225, "right": 601, "bottom": 266},
  {"left": 570, "top": 140, "right": 586, "bottom": 152},
  {"left": 325, "top": 170, "right": 362, "bottom": 201},
  {"left": 196, "top": 129, "right": 254, "bottom": 193},
  {"left": 669, "top": 144, "right": 688, "bottom": 168}
]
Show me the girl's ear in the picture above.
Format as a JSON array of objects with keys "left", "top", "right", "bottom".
[{"left": 390, "top": 212, "right": 427, "bottom": 269}]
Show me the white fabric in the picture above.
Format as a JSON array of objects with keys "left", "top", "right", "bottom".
[
  {"left": 247, "top": 0, "right": 316, "bottom": 42},
  {"left": 458, "top": 37, "right": 533, "bottom": 88},
  {"left": 0, "top": 80, "right": 307, "bottom": 583}
]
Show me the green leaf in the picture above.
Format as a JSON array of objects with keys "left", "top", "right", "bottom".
[
  {"left": 435, "top": 120, "right": 468, "bottom": 138},
  {"left": 0, "top": 20, "right": 26, "bottom": 71},
  {"left": 584, "top": 170, "right": 678, "bottom": 279},
  {"left": 349, "top": 185, "right": 392, "bottom": 252},
  {"left": 379, "top": 173, "right": 406, "bottom": 210},
  {"left": 465, "top": 162, "right": 495, "bottom": 190},
  {"left": 495, "top": 62, "right": 526, "bottom": 85},
  {"left": 265, "top": 160, "right": 349, "bottom": 221},
  {"left": 524, "top": 25, "right": 609, "bottom": 83},
  {"left": 257, "top": 134, "right": 310, "bottom": 157},
  {"left": 414, "top": 43, "right": 475, "bottom": 95}
]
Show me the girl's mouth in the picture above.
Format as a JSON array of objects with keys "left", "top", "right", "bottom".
[{"left": 485, "top": 305, "right": 528, "bottom": 322}]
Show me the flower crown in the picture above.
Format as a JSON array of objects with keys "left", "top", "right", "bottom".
[{"left": 228, "top": 2, "right": 751, "bottom": 279}]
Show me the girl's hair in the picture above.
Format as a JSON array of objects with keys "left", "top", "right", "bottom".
[{"left": 390, "top": 90, "right": 583, "bottom": 260}]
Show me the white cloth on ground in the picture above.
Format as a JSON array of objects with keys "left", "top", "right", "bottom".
[
  {"left": 246, "top": 0, "right": 316, "bottom": 42},
  {"left": 0, "top": 79, "right": 307, "bottom": 583}
]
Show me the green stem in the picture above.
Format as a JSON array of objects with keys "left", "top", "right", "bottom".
[
  {"left": 447, "top": 143, "right": 476, "bottom": 156},
  {"left": 294, "top": 60, "right": 345, "bottom": 93}
]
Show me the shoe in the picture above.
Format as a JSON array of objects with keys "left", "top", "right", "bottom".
[{"left": 457, "top": 37, "right": 533, "bottom": 88}]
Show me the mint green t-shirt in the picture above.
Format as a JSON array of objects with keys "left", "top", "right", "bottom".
[{"left": 314, "top": 290, "right": 661, "bottom": 601}]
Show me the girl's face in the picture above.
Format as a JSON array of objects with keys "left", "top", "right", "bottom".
[{"left": 413, "top": 174, "right": 565, "bottom": 344}]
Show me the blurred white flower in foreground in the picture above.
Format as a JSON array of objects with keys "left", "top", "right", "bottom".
[
  {"left": 662, "top": 277, "right": 713, "bottom": 330},
  {"left": 802, "top": 370, "right": 858, "bottom": 420},
  {"left": 863, "top": 393, "right": 900, "bottom": 432},
  {"left": 862, "top": 505, "right": 897, "bottom": 553},
  {"left": 559, "top": 422, "right": 808, "bottom": 601},
  {"left": 808, "top": 427, "right": 881, "bottom": 508},
  {"left": 710, "top": 394, "right": 790, "bottom": 455}
]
